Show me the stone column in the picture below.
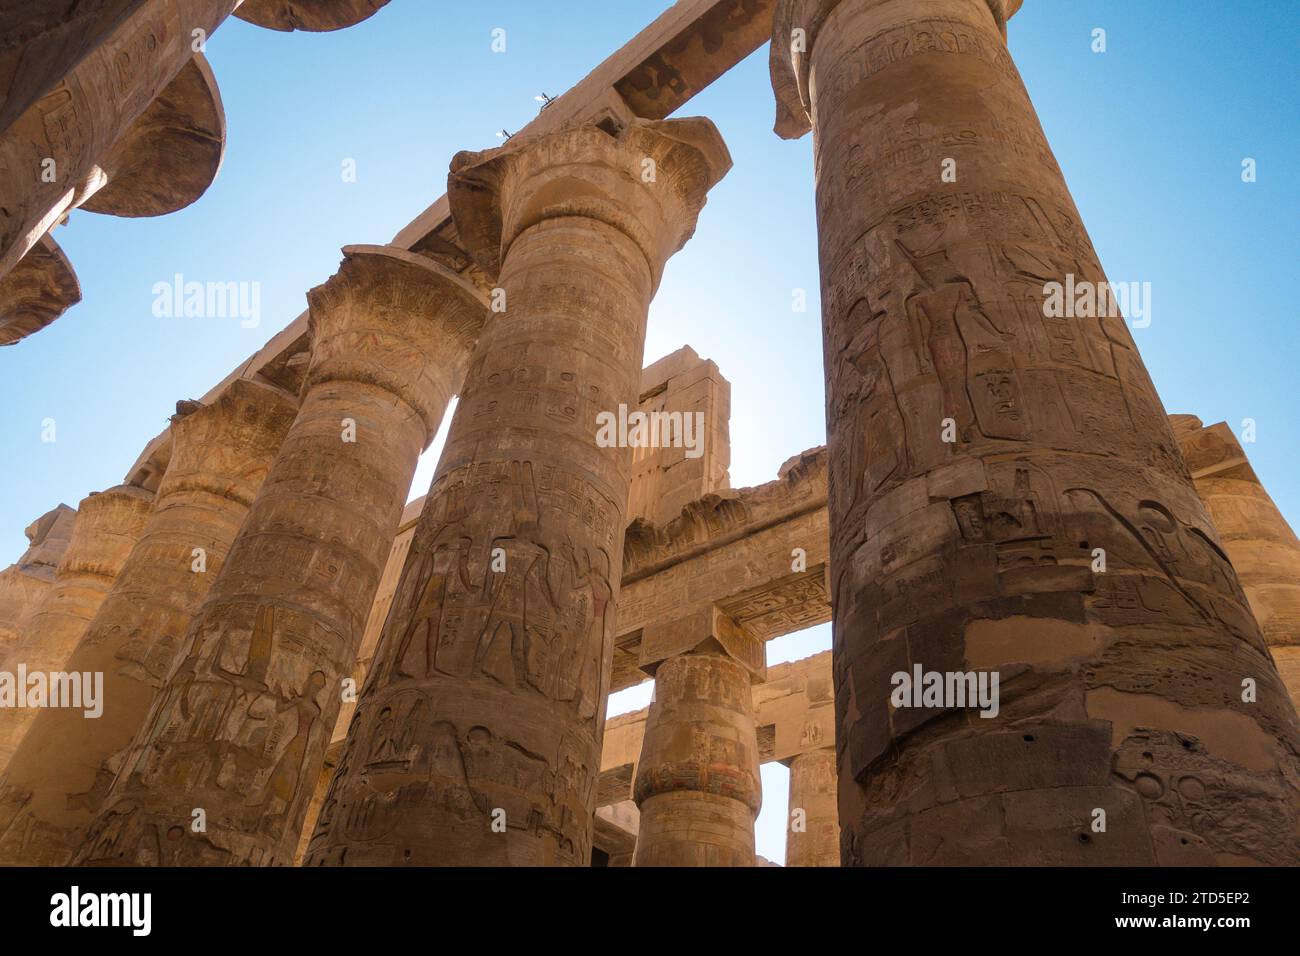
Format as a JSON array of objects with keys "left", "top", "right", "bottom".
[
  {"left": 786, "top": 747, "right": 839, "bottom": 867},
  {"left": 1172, "top": 416, "right": 1300, "bottom": 710},
  {"left": 74, "top": 246, "right": 486, "bottom": 866},
  {"left": 304, "top": 117, "right": 731, "bottom": 867},
  {"left": 0, "top": 380, "right": 297, "bottom": 865},
  {"left": 0, "top": 4, "right": 234, "bottom": 284},
  {"left": 770, "top": 0, "right": 1300, "bottom": 864},
  {"left": 0, "top": 486, "right": 152, "bottom": 773},
  {"left": 0, "top": 504, "right": 76, "bottom": 649},
  {"left": 633, "top": 649, "right": 761, "bottom": 867}
]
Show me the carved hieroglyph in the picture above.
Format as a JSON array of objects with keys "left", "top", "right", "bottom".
[
  {"left": 305, "top": 117, "right": 731, "bottom": 866},
  {"left": 0, "top": 380, "right": 297, "bottom": 866},
  {"left": 633, "top": 649, "right": 762, "bottom": 866},
  {"left": 771, "top": 0, "right": 1300, "bottom": 864},
  {"left": 1171, "top": 416, "right": 1300, "bottom": 710},
  {"left": 0, "top": 505, "right": 76, "bottom": 649},
  {"left": 74, "top": 246, "right": 486, "bottom": 866},
  {"left": 0, "top": 486, "right": 153, "bottom": 774}
]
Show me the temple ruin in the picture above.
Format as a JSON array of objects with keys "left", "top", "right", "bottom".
[{"left": 0, "top": 0, "right": 1297, "bottom": 867}]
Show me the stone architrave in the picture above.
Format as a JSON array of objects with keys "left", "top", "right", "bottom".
[
  {"left": 0, "top": 486, "right": 153, "bottom": 774},
  {"left": 0, "top": 505, "right": 76, "bottom": 649},
  {"left": 633, "top": 648, "right": 762, "bottom": 867},
  {"left": 786, "top": 747, "right": 839, "bottom": 867},
  {"left": 0, "top": 380, "right": 297, "bottom": 866},
  {"left": 304, "top": 116, "right": 732, "bottom": 867},
  {"left": 74, "top": 246, "right": 486, "bottom": 866},
  {"left": 769, "top": 0, "right": 1300, "bottom": 864}
]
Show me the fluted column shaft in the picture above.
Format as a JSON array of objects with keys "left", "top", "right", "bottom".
[
  {"left": 786, "top": 747, "right": 839, "bottom": 867},
  {"left": 771, "top": 0, "right": 1300, "bottom": 864},
  {"left": 633, "top": 650, "right": 761, "bottom": 867},
  {"left": 0, "top": 486, "right": 152, "bottom": 775},
  {"left": 0, "top": 380, "right": 296, "bottom": 865},
  {"left": 306, "top": 118, "right": 731, "bottom": 867},
  {"left": 75, "top": 247, "right": 485, "bottom": 866}
]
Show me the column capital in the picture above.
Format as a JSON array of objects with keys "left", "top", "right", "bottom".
[
  {"left": 448, "top": 117, "right": 732, "bottom": 290},
  {"left": 58, "top": 486, "right": 154, "bottom": 580},
  {"left": 0, "top": 234, "right": 80, "bottom": 347},
  {"left": 304, "top": 244, "right": 488, "bottom": 443},
  {"left": 769, "top": 0, "right": 1024, "bottom": 140},
  {"left": 161, "top": 378, "right": 299, "bottom": 507},
  {"left": 235, "top": 0, "right": 392, "bottom": 32},
  {"left": 634, "top": 649, "right": 762, "bottom": 814}
]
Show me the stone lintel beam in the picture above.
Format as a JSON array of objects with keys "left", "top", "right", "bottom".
[
  {"left": 81, "top": 54, "right": 226, "bottom": 219},
  {"left": 234, "top": 0, "right": 391, "bottom": 32},
  {"left": 0, "top": 233, "right": 81, "bottom": 347},
  {"left": 639, "top": 605, "right": 766, "bottom": 682}
]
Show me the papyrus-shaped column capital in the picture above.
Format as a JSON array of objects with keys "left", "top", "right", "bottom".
[
  {"left": 163, "top": 378, "right": 299, "bottom": 507},
  {"left": 448, "top": 117, "right": 732, "bottom": 290},
  {"left": 55, "top": 485, "right": 155, "bottom": 581},
  {"left": 768, "top": 0, "right": 1024, "bottom": 139},
  {"left": 235, "top": 0, "right": 392, "bottom": 32},
  {"left": 304, "top": 245, "right": 487, "bottom": 444}
]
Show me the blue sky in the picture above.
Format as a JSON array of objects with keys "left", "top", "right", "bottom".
[{"left": 2, "top": 1, "right": 1296, "bottom": 864}]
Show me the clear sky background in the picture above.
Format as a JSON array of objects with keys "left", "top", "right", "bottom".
[{"left": 1, "top": 1, "right": 1296, "bottom": 864}]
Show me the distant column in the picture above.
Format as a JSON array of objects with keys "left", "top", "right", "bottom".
[
  {"left": 0, "top": 380, "right": 296, "bottom": 865},
  {"left": 0, "top": 486, "right": 152, "bottom": 774},
  {"left": 76, "top": 246, "right": 486, "bottom": 866},
  {"left": 786, "top": 747, "right": 839, "bottom": 867},
  {"left": 1172, "top": 416, "right": 1300, "bottom": 709},
  {"left": 305, "top": 117, "right": 732, "bottom": 866},
  {"left": 633, "top": 649, "right": 761, "bottom": 867},
  {"left": 0, "top": 504, "right": 76, "bottom": 649}
]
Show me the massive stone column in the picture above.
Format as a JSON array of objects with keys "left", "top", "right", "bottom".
[
  {"left": 0, "top": 486, "right": 153, "bottom": 773},
  {"left": 305, "top": 116, "right": 731, "bottom": 867},
  {"left": 770, "top": 0, "right": 1300, "bottom": 864},
  {"left": 74, "top": 246, "right": 486, "bottom": 866},
  {"left": 633, "top": 648, "right": 762, "bottom": 867},
  {"left": 0, "top": 380, "right": 297, "bottom": 866},
  {"left": 786, "top": 747, "right": 839, "bottom": 867},
  {"left": 0, "top": 505, "right": 76, "bottom": 649},
  {"left": 1172, "top": 416, "right": 1300, "bottom": 709},
  {"left": 0, "top": 0, "right": 391, "bottom": 311}
]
